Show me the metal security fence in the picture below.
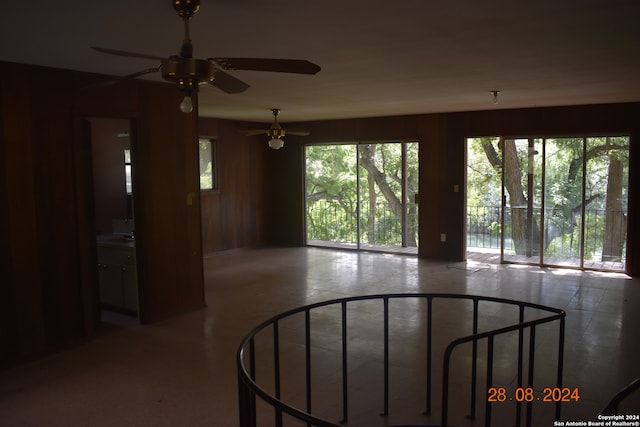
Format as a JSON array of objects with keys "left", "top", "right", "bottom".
[
  {"left": 468, "top": 206, "right": 626, "bottom": 263},
  {"left": 467, "top": 206, "right": 503, "bottom": 250},
  {"left": 307, "top": 200, "right": 418, "bottom": 249}
]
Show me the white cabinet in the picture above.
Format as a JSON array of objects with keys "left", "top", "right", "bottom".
[{"left": 97, "top": 240, "right": 138, "bottom": 313}]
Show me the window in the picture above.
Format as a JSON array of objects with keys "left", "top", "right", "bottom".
[
  {"left": 199, "top": 138, "right": 217, "bottom": 190},
  {"left": 124, "top": 149, "right": 132, "bottom": 195}
]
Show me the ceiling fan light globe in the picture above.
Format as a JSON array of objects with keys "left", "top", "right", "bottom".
[
  {"left": 268, "top": 138, "right": 284, "bottom": 150},
  {"left": 180, "top": 95, "right": 193, "bottom": 113}
]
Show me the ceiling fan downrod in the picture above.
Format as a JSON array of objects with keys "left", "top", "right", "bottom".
[
  {"left": 173, "top": 0, "right": 199, "bottom": 58},
  {"left": 268, "top": 109, "right": 285, "bottom": 139},
  {"left": 167, "top": 0, "right": 210, "bottom": 112}
]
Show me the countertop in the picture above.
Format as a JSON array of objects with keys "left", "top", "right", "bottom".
[{"left": 97, "top": 234, "right": 135, "bottom": 249}]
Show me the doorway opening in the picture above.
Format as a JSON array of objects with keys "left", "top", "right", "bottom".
[
  {"left": 466, "top": 136, "right": 629, "bottom": 272},
  {"left": 305, "top": 141, "right": 419, "bottom": 255},
  {"left": 87, "top": 117, "right": 140, "bottom": 320}
]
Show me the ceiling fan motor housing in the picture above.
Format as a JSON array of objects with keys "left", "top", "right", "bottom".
[
  {"left": 162, "top": 57, "right": 215, "bottom": 94},
  {"left": 173, "top": 0, "right": 200, "bottom": 18},
  {"left": 268, "top": 126, "right": 286, "bottom": 139},
  {"left": 268, "top": 109, "right": 286, "bottom": 138}
]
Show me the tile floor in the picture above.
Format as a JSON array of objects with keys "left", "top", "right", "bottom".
[{"left": 0, "top": 247, "right": 639, "bottom": 426}]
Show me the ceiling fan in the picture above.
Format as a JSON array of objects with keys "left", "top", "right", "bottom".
[
  {"left": 241, "top": 109, "right": 310, "bottom": 150},
  {"left": 91, "top": 0, "right": 321, "bottom": 113}
]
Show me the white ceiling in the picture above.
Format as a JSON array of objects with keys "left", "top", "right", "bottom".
[{"left": 2, "top": 0, "right": 639, "bottom": 123}]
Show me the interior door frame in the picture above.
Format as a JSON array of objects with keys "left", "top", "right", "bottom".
[{"left": 83, "top": 114, "right": 141, "bottom": 321}]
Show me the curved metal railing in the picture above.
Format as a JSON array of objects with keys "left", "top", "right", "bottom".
[{"left": 237, "top": 293, "right": 566, "bottom": 427}]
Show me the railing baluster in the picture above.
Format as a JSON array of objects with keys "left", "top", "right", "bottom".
[
  {"left": 425, "top": 296, "right": 433, "bottom": 415},
  {"left": 273, "top": 321, "right": 282, "bottom": 427},
  {"left": 526, "top": 325, "right": 536, "bottom": 427},
  {"left": 341, "top": 301, "right": 348, "bottom": 424},
  {"left": 249, "top": 337, "right": 257, "bottom": 427},
  {"left": 305, "top": 309, "right": 312, "bottom": 427},
  {"left": 485, "top": 335, "right": 494, "bottom": 427},
  {"left": 238, "top": 375, "right": 256, "bottom": 427},
  {"left": 442, "top": 343, "right": 452, "bottom": 427},
  {"left": 556, "top": 315, "right": 566, "bottom": 421},
  {"left": 516, "top": 306, "right": 525, "bottom": 427},
  {"left": 470, "top": 298, "right": 479, "bottom": 419},
  {"left": 382, "top": 297, "right": 389, "bottom": 416}
]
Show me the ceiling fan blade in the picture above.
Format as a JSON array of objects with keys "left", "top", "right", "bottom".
[
  {"left": 91, "top": 46, "right": 166, "bottom": 61},
  {"left": 240, "top": 130, "right": 269, "bottom": 136},
  {"left": 84, "top": 65, "right": 162, "bottom": 89},
  {"left": 213, "top": 58, "right": 321, "bottom": 75},
  {"left": 209, "top": 68, "right": 250, "bottom": 94},
  {"left": 286, "top": 130, "right": 311, "bottom": 136}
]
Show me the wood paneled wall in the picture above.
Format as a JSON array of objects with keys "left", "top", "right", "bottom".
[
  {"left": 1, "top": 61, "right": 206, "bottom": 366},
  {"left": 129, "top": 87, "right": 205, "bottom": 323},
  {"left": 198, "top": 118, "right": 268, "bottom": 253},
  {"left": 1, "top": 63, "right": 86, "bottom": 364}
]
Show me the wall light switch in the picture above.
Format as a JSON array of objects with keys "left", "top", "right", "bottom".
[
  {"left": 440, "top": 233, "right": 446, "bottom": 242},
  {"left": 453, "top": 184, "right": 460, "bottom": 193}
]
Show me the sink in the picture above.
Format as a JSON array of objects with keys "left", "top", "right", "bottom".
[{"left": 97, "top": 234, "right": 135, "bottom": 247}]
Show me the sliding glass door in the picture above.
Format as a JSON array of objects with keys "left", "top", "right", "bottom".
[
  {"left": 305, "top": 142, "right": 419, "bottom": 254},
  {"left": 305, "top": 144, "right": 359, "bottom": 248},
  {"left": 500, "top": 136, "right": 629, "bottom": 270},
  {"left": 501, "top": 138, "right": 541, "bottom": 263}
]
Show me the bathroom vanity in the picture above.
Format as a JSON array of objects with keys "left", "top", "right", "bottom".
[{"left": 97, "top": 235, "right": 137, "bottom": 313}]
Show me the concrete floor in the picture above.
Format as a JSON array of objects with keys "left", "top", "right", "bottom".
[{"left": 1, "top": 247, "right": 639, "bottom": 426}]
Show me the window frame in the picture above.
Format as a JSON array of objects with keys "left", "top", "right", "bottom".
[
  {"left": 198, "top": 137, "right": 218, "bottom": 192},
  {"left": 124, "top": 148, "right": 133, "bottom": 195}
]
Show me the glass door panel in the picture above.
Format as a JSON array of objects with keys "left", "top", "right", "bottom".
[
  {"left": 542, "top": 138, "right": 584, "bottom": 268},
  {"left": 305, "top": 144, "right": 359, "bottom": 249},
  {"left": 500, "top": 136, "right": 628, "bottom": 271},
  {"left": 501, "top": 138, "right": 543, "bottom": 264},
  {"left": 405, "top": 142, "right": 419, "bottom": 249},
  {"left": 583, "top": 137, "right": 629, "bottom": 270},
  {"left": 305, "top": 142, "right": 419, "bottom": 254},
  {"left": 358, "top": 143, "right": 404, "bottom": 250}
]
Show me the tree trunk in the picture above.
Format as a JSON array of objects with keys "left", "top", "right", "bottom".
[
  {"left": 502, "top": 139, "right": 536, "bottom": 256},
  {"left": 366, "top": 171, "right": 377, "bottom": 244},
  {"left": 482, "top": 139, "right": 543, "bottom": 256},
  {"left": 359, "top": 145, "right": 403, "bottom": 217},
  {"left": 406, "top": 172, "right": 418, "bottom": 247},
  {"left": 602, "top": 153, "right": 626, "bottom": 261}
]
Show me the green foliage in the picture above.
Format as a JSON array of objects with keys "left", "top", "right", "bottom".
[
  {"left": 199, "top": 139, "right": 214, "bottom": 190},
  {"left": 466, "top": 137, "right": 502, "bottom": 208}
]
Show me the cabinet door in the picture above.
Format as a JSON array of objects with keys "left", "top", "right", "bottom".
[
  {"left": 97, "top": 245, "right": 137, "bottom": 312},
  {"left": 121, "top": 263, "right": 138, "bottom": 311},
  {"left": 98, "top": 263, "right": 124, "bottom": 307}
]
